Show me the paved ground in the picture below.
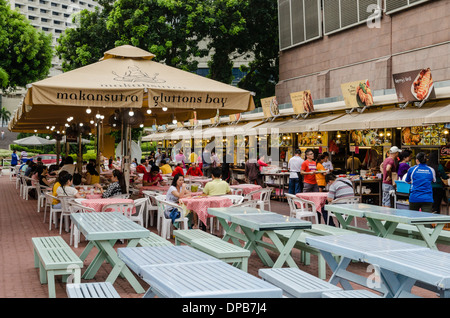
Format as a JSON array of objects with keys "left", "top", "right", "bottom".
[{"left": 0, "top": 170, "right": 445, "bottom": 299}]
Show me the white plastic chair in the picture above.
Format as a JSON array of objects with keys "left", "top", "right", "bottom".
[
  {"left": 59, "top": 196, "right": 76, "bottom": 235},
  {"left": 43, "top": 193, "right": 63, "bottom": 230},
  {"left": 101, "top": 202, "right": 135, "bottom": 218},
  {"left": 68, "top": 202, "right": 97, "bottom": 248},
  {"left": 328, "top": 196, "right": 361, "bottom": 227},
  {"left": 232, "top": 199, "right": 259, "bottom": 208},
  {"left": 231, "top": 188, "right": 244, "bottom": 195},
  {"left": 36, "top": 183, "right": 51, "bottom": 213},
  {"left": 21, "top": 175, "right": 36, "bottom": 200},
  {"left": 245, "top": 187, "right": 273, "bottom": 211},
  {"left": 155, "top": 195, "right": 188, "bottom": 239},
  {"left": 131, "top": 198, "right": 147, "bottom": 226},
  {"left": 142, "top": 190, "right": 160, "bottom": 228},
  {"left": 285, "top": 193, "right": 318, "bottom": 224}
]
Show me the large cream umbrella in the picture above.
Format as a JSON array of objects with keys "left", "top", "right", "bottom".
[
  {"left": 8, "top": 45, "right": 255, "bottom": 133},
  {"left": 8, "top": 45, "right": 255, "bottom": 189}
]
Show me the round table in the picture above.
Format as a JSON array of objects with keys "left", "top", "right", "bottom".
[
  {"left": 295, "top": 192, "right": 328, "bottom": 212},
  {"left": 180, "top": 196, "right": 232, "bottom": 226}
]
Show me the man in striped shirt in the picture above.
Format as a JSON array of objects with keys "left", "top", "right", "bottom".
[{"left": 322, "top": 174, "right": 355, "bottom": 227}]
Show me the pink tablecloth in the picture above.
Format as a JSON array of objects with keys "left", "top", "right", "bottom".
[
  {"left": 81, "top": 198, "right": 135, "bottom": 213},
  {"left": 180, "top": 196, "right": 232, "bottom": 226},
  {"left": 230, "top": 184, "right": 262, "bottom": 199},
  {"left": 295, "top": 192, "right": 328, "bottom": 212},
  {"left": 85, "top": 194, "right": 103, "bottom": 200}
]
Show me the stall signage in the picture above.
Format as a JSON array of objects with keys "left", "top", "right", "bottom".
[
  {"left": 290, "top": 90, "right": 314, "bottom": 114},
  {"left": 402, "top": 125, "right": 446, "bottom": 146},
  {"left": 393, "top": 68, "right": 436, "bottom": 102},
  {"left": 440, "top": 145, "right": 450, "bottom": 158},
  {"left": 261, "top": 96, "right": 280, "bottom": 118},
  {"left": 350, "top": 130, "right": 385, "bottom": 146},
  {"left": 298, "top": 131, "right": 328, "bottom": 147},
  {"left": 341, "top": 79, "right": 374, "bottom": 109}
]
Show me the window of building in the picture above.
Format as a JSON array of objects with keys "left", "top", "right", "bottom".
[
  {"left": 278, "top": 0, "right": 322, "bottom": 51},
  {"left": 41, "top": 18, "right": 49, "bottom": 22},
  {"left": 323, "top": 0, "right": 381, "bottom": 36},
  {"left": 385, "top": 0, "right": 431, "bottom": 15},
  {"left": 28, "top": 15, "right": 37, "bottom": 20}
]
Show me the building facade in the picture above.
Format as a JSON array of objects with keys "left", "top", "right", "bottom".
[
  {"left": 10, "top": 0, "right": 99, "bottom": 76},
  {"left": 276, "top": 0, "right": 450, "bottom": 104}
]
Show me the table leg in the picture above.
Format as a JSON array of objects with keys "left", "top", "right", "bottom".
[
  {"left": 220, "top": 220, "right": 247, "bottom": 246},
  {"left": 265, "top": 230, "right": 300, "bottom": 268},
  {"left": 415, "top": 223, "right": 444, "bottom": 250},
  {"left": 332, "top": 212, "right": 355, "bottom": 229},
  {"left": 96, "top": 240, "right": 145, "bottom": 294},
  {"left": 320, "top": 251, "right": 353, "bottom": 290},
  {"left": 240, "top": 227, "right": 274, "bottom": 267}
]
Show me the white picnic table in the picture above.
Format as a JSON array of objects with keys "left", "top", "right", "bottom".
[
  {"left": 70, "top": 212, "right": 150, "bottom": 294},
  {"left": 208, "top": 207, "right": 312, "bottom": 268},
  {"left": 118, "top": 245, "right": 283, "bottom": 298},
  {"left": 325, "top": 203, "right": 450, "bottom": 249},
  {"left": 306, "top": 233, "right": 450, "bottom": 298}
]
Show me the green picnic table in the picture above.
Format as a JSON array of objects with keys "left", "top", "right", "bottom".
[
  {"left": 208, "top": 207, "right": 312, "bottom": 268},
  {"left": 70, "top": 212, "right": 150, "bottom": 294},
  {"left": 324, "top": 203, "right": 450, "bottom": 250}
]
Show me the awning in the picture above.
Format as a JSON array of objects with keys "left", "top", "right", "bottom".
[
  {"left": 141, "top": 131, "right": 171, "bottom": 141},
  {"left": 423, "top": 101, "right": 450, "bottom": 124},
  {"left": 319, "top": 101, "right": 449, "bottom": 131},
  {"left": 273, "top": 114, "right": 343, "bottom": 133}
]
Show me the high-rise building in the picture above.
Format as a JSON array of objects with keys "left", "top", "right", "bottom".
[{"left": 9, "top": 0, "right": 99, "bottom": 76}]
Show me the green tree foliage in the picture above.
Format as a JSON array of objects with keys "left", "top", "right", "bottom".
[
  {"left": 0, "top": 0, "right": 53, "bottom": 91},
  {"left": 106, "top": 0, "right": 209, "bottom": 71},
  {"left": 0, "top": 107, "right": 11, "bottom": 126},
  {"left": 55, "top": 2, "right": 117, "bottom": 72}
]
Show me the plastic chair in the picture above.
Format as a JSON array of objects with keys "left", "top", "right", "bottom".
[
  {"left": 285, "top": 193, "right": 318, "bottom": 224},
  {"left": 43, "top": 193, "right": 63, "bottom": 230},
  {"left": 142, "top": 190, "right": 160, "bottom": 228},
  {"left": 245, "top": 187, "right": 273, "bottom": 211},
  {"left": 328, "top": 196, "right": 361, "bottom": 227},
  {"left": 59, "top": 196, "right": 76, "bottom": 235},
  {"left": 131, "top": 198, "right": 147, "bottom": 226},
  {"left": 155, "top": 196, "right": 188, "bottom": 239},
  {"left": 101, "top": 202, "right": 135, "bottom": 218},
  {"left": 67, "top": 202, "right": 97, "bottom": 248},
  {"left": 232, "top": 199, "right": 259, "bottom": 208},
  {"left": 231, "top": 188, "right": 244, "bottom": 196},
  {"left": 36, "top": 183, "right": 51, "bottom": 213}
]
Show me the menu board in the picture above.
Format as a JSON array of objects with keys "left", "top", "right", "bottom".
[
  {"left": 290, "top": 90, "right": 314, "bottom": 114},
  {"left": 341, "top": 79, "right": 374, "bottom": 109},
  {"left": 298, "top": 131, "right": 328, "bottom": 147},
  {"left": 350, "top": 130, "right": 385, "bottom": 147},
  {"left": 393, "top": 68, "right": 436, "bottom": 102},
  {"left": 261, "top": 96, "right": 280, "bottom": 118},
  {"left": 402, "top": 124, "right": 446, "bottom": 146}
]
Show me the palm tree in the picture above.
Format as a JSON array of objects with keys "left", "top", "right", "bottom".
[{"left": 0, "top": 107, "right": 11, "bottom": 127}]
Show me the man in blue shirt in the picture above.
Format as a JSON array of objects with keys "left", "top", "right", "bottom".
[
  {"left": 405, "top": 152, "right": 436, "bottom": 212},
  {"left": 11, "top": 150, "right": 18, "bottom": 166}
]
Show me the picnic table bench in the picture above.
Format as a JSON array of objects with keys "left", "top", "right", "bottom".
[
  {"left": 173, "top": 229, "right": 250, "bottom": 271},
  {"left": 32, "top": 236, "right": 83, "bottom": 298},
  {"left": 66, "top": 282, "right": 120, "bottom": 298},
  {"left": 259, "top": 268, "right": 342, "bottom": 298},
  {"left": 137, "top": 231, "right": 173, "bottom": 247}
]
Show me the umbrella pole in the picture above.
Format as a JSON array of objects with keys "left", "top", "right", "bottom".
[
  {"left": 96, "top": 122, "right": 101, "bottom": 174},
  {"left": 77, "top": 132, "right": 83, "bottom": 173},
  {"left": 122, "top": 122, "right": 131, "bottom": 194},
  {"left": 56, "top": 139, "right": 61, "bottom": 165}
]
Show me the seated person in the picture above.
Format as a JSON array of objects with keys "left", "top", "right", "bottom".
[
  {"left": 59, "top": 156, "right": 76, "bottom": 175},
  {"left": 159, "top": 159, "right": 173, "bottom": 174},
  {"left": 36, "top": 165, "right": 54, "bottom": 188},
  {"left": 202, "top": 167, "right": 231, "bottom": 196},
  {"left": 186, "top": 162, "right": 203, "bottom": 177},
  {"left": 324, "top": 174, "right": 355, "bottom": 226},
  {"left": 164, "top": 174, "right": 192, "bottom": 226},
  {"left": 56, "top": 173, "right": 83, "bottom": 199},
  {"left": 52, "top": 171, "right": 69, "bottom": 209},
  {"left": 96, "top": 169, "right": 127, "bottom": 198},
  {"left": 171, "top": 162, "right": 184, "bottom": 177},
  {"left": 143, "top": 164, "right": 165, "bottom": 186},
  {"left": 85, "top": 164, "right": 100, "bottom": 185}
]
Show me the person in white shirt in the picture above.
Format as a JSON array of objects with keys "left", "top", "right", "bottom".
[
  {"left": 288, "top": 149, "right": 304, "bottom": 194},
  {"left": 322, "top": 152, "right": 334, "bottom": 172},
  {"left": 56, "top": 173, "right": 82, "bottom": 198}
]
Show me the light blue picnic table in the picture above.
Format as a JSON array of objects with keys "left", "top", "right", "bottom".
[
  {"left": 324, "top": 203, "right": 450, "bottom": 249},
  {"left": 70, "top": 212, "right": 150, "bottom": 294},
  {"left": 208, "top": 207, "right": 312, "bottom": 268},
  {"left": 118, "top": 245, "right": 283, "bottom": 298},
  {"left": 306, "top": 233, "right": 450, "bottom": 298}
]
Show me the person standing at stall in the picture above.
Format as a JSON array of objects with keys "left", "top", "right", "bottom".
[
  {"left": 301, "top": 148, "right": 319, "bottom": 192},
  {"left": 405, "top": 152, "right": 435, "bottom": 212},
  {"left": 316, "top": 154, "right": 328, "bottom": 192},
  {"left": 288, "top": 149, "right": 304, "bottom": 194},
  {"left": 381, "top": 146, "right": 401, "bottom": 207}
]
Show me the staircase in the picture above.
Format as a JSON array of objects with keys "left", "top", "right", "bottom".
[{"left": 0, "top": 129, "right": 19, "bottom": 150}]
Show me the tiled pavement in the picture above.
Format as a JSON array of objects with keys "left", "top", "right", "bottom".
[{"left": 0, "top": 171, "right": 444, "bottom": 298}]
